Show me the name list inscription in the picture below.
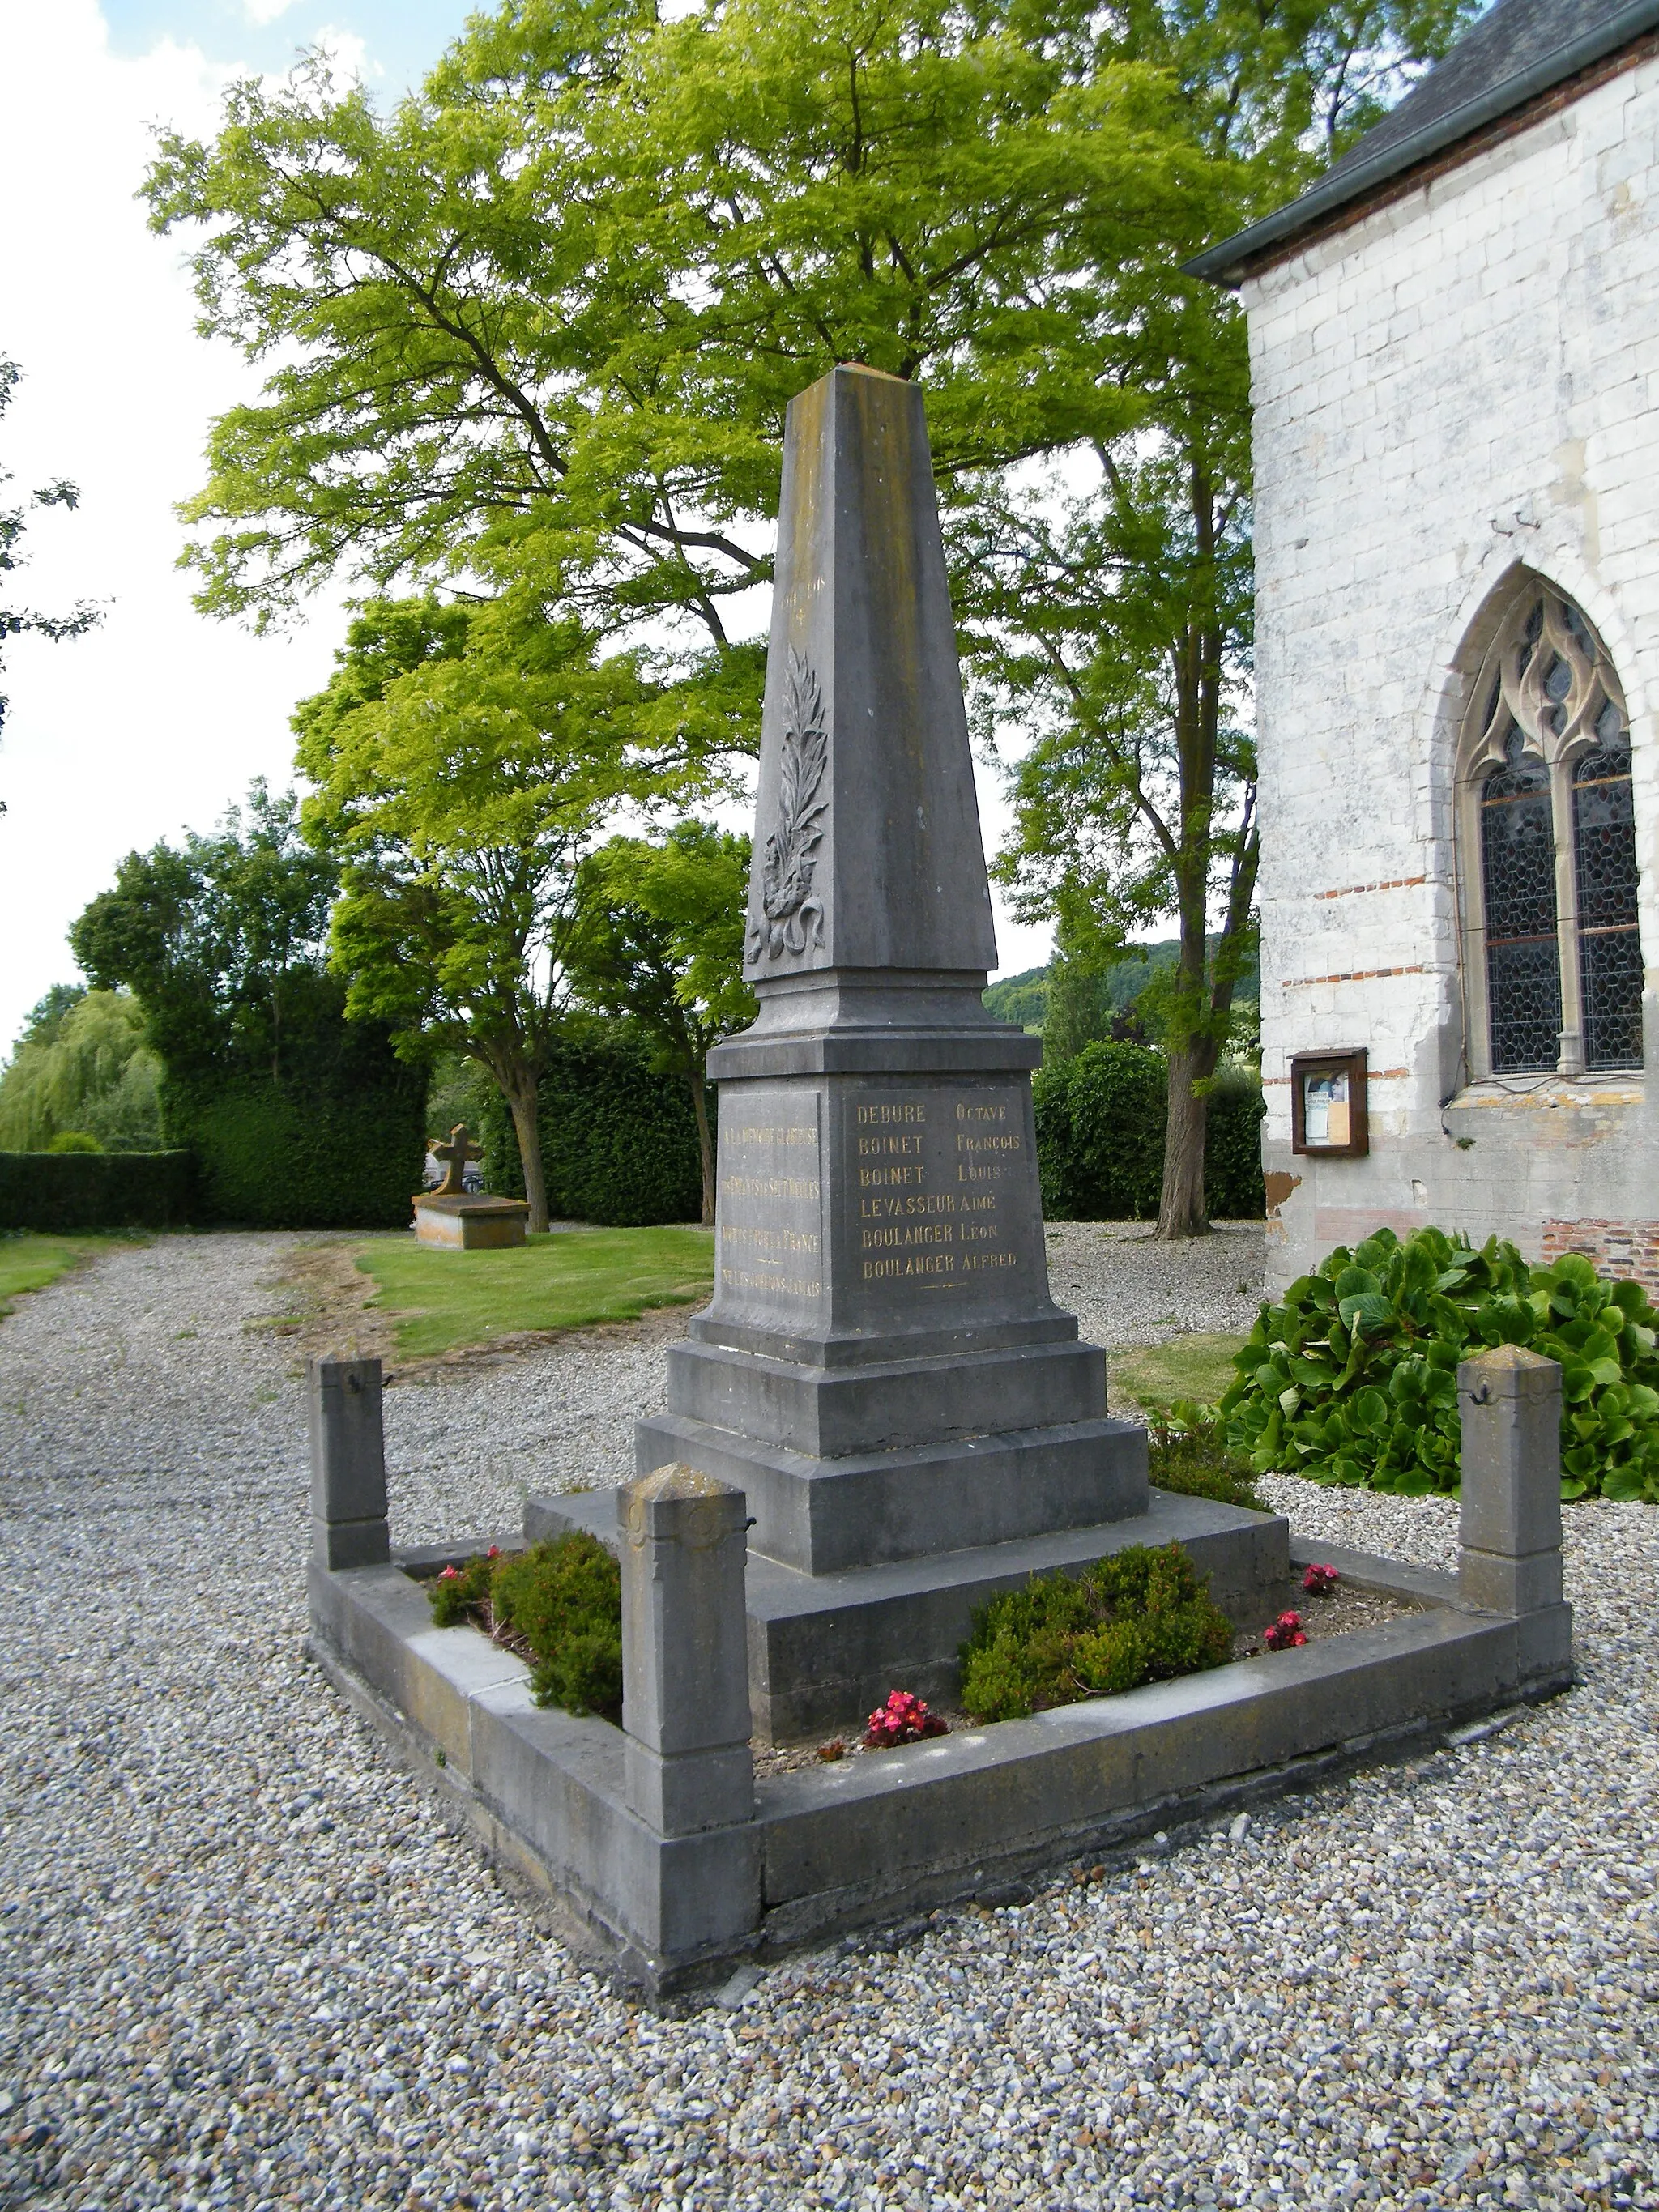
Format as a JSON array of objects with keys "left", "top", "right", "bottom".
[
  {"left": 717, "top": 1094, "right": 824, "bottom": 1310},
  {"left": 851, "top": 1089, "right": 1028, "bottom": 1289}
]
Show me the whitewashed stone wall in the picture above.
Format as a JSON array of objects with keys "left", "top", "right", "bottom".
[{"left": 1243, "top": 51, "right": 1659, "bottom": 1292}]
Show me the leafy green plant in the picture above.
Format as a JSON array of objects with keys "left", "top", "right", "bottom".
[
  {"left": 1032, "top": 1041, "right": 1265, "bottom": 1222},
  {"left": 1145, "top": 1417, "right": 1266, "bottom": 1512},
  {"left": 959, "top": 1543, "right": 1233, "bottom": 1723},
  {"left": 428, "top": 1533, "right": 623, "bottom": 1716},
  {"left": 1218, "top": 1226, "right": 1659, "bottom": 1502}
]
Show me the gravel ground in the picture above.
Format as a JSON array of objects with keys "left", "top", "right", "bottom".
[
  {"left": 1045, "top": 1221, "right": 1266, "bottom": 1353},
  {"left": 3, "top": 1231, "right": 1657, "bottom": 2212}
]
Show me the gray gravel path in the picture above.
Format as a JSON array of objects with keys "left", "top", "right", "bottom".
[{"left": 2, "top": 1232, "right": 1657, "bottom": 2212}]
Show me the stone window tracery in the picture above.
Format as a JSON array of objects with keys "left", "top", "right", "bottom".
[{"left": 1457, "top": 582, "right": 1644, "bottom": 1077}]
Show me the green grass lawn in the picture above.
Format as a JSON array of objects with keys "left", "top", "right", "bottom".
[
  {"left": 1111, "top": 1331, "right": 1247, "bottom": 1413},
  {"left": 355, "top": 1225, "right": 716, "bottom": 1357},
  {"left": 0, "top": 1233, "right": 137, "bottom": 1320}
]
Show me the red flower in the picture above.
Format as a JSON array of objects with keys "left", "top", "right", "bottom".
[
  {"left": 487, "top": 1545, "right": 501, "bottom": 1559},
  {"left": 1264, "top": 1610, "right": 1307, "bottom": 1651},
  {"left": 437, "top": 1565, "right": 460, "bottom": 1583},
  {"left": 864, "top": 1690, "right": 949, "bottom": 1749},
  {"left": 1302, "top": 1562, "right": 1340, "bottom": 1596}
]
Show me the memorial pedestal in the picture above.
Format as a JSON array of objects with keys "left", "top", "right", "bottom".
[{"left": 413, "top": 1191, "right": 530, "bottom": 1249}]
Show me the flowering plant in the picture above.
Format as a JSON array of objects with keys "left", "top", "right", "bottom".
[
  {"left": 1263, "top": 1610, "right": 1307, "bottom": 1651},
  {"left": 1302, "top": 1562, "right": 1340, "bottom": 1596},
  {"left": 864, "top": 1690, "right": 949, "bottom": 1748}
]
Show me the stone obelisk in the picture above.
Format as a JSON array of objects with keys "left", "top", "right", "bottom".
[{"left": 637, "top": 364, "right": 1145, "bottom": 1574}]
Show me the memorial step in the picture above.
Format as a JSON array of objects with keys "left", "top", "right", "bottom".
[{"left": 523, "top": 1485, "right": 1290, "bottom": 1746}]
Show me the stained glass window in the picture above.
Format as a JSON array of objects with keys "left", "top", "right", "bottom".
[
  {"left": 1466, "top": 584, "right": 1644, "bottom": 1078},
  {"left": 1481, "top": 736, "right": 1561, "bottom": 1072},
  {"left": 1573, "top": 707, "right": 1643, "bottom": 1068}
]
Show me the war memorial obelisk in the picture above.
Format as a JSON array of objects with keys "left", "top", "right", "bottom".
[{"left": 637, "top": 364, "right": 1148, "bottom": 1582}]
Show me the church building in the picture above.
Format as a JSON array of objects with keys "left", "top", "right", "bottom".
[{"left": 1194, "top": 0, "right": 1659, "bottom": 1290}]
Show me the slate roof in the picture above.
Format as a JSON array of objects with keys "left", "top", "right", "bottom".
[{"left": 1189, "top": 0, "right": 1659, "bottom": 283}]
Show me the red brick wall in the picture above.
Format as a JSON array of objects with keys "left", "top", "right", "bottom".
[{"left": 1542, "top": 1220, "right": 1659, "bottom": 1296}]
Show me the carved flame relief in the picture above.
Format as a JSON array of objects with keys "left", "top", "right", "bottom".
[{"left": 748, "top": 649, "right": 829, "bottom": 963}]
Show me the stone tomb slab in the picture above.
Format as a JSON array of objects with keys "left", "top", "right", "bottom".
[{"left": 412, "top": 1192, "right": 531, "bottom": 1249}]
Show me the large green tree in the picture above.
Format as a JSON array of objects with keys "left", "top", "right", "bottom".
[
  {"left": 974, "top": 0, "right": 1470, "bottom": 1234},
  {"left": 148, "top": 0, "right": 1469, "bottom": 1234},
  {"left": 0, "top": 987, "right": 164, "bottom": 1153},
  {"left": 565, "top": 822, "right": 754, "bottom": 1223},
  {"left": 292, "top": 595, "right": 720, "bottom": 1231}
]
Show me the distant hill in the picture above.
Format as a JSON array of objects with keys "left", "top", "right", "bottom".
[{"left": 983, "top": 941, "right": 1260, "bottom": 1035}]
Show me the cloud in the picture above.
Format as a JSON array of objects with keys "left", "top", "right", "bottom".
[
  {"left": 244, "top": 0, "right": 298, "bottom": 23},
  {"left": 0, "top": 0, "right": 345, "bottom": 1053}
]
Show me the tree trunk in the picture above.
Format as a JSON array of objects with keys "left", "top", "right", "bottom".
[
  {"left": 687, "top": 1065, "right": 716, "bottom": 1228},
  {"left": 504, "top": 1065, "right": 550, "bottom": 1234},
  {"left": 1158, "top": 1033, "right": 1219, "bottom": 1239}
]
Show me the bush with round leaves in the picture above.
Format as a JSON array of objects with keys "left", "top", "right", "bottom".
[{"left": 1216, "top": 1225, "right": 1659, "bottom": 1501}]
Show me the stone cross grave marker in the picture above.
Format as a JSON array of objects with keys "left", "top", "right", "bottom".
[{"left": 430, "top": 1123, "right": 482, "bottom": 1196}]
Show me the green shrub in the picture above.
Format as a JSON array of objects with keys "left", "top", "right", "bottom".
[
  {"left": 427, "top": 1533, "right": 623, "bottom": 1717},
  {"left": 958, "top": 1542, "right": 1234, "bottom": 1722},
  {"left": 45, "top": 1131, "right": 101, "bottom": 1153},
  {"left": 1034, "top": 1042, "right": 1265, "bottom": 1221},
  {"left": 0, "top": 1151, "right": 197, "bottom": 1230},
  {"left": 1146, "top": 1417, "right": 1266, "bottom": 1513},
  {"left": 166, "top": 1050, "right": 426, "bottom": 1230},
  {"left": 1218, "top": 1225, "right": 1659, "bottom": 1502},
  {"left": 483, "top": 1031, "right": 702, "bottom": 1226}
]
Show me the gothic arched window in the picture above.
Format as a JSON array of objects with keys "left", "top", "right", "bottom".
[{"left": 1458, "top": 584, "right": 1644, "bottom": 1077}]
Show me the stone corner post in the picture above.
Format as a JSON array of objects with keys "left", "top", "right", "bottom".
[
  {"left": 1456, "top": 1345, "right": 1572, "bottom": 1687},
  {"left": 309, "top": 1354, "right": 390, "bottom": 1571},
  {"left": 621, "top": 1464, "right": 753, "bottom": 1838}
]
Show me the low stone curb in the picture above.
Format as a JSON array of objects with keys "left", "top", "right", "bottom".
[{"left": 309, "top": 1542, "right": 1571, "bottom": 1999}]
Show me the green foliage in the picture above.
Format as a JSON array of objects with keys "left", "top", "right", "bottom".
[
  {"left": 0, "top": 1153, "right": 196, "bottom": 1231},
  {"left": 481, "top": 1031, "right": 703, "bottom": 1227},
  {"left": 45, "top": 1132, "right": 101, "bottom": 1153},
  {"left": 982, "top": 966, "right": 1049, "bottom": 1031},
  {"left": 565, "top": 823, "right": 755, "bottom": 1224},
  {"left": 1033, "top": 1041, "right": 1265, "bottom": 1220},
  {"left": 168, "top": 1059, "right": 424, "bottom": 1229},
  {"left": 427, "top": 1551, "right": 494, "bottom": 1626},
  {"left": 428, "top": 1535, "right": 622, "bottom": 1718},
  {"left": 70, "top": 782, "right": 424, "bottom": 1228},
  {"left": 959, "top": 1543, "right": 1233, "bottom": 1723},
  {"left": 1145, "top": 1417, "right": 1265, "bottom": 1513},
  {"left": 292, "top": 596, "right": 719, "bottom": 1228},
  {"left": 1218, "top": 1226, "right": 1659, "bottom": 1502},
  {"left": 0, "top": 989, "right": 164, "bottom": 1153}
]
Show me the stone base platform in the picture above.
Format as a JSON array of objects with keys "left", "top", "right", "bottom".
[
  {"left": 412, "top": 1193, "right": 530, "bottom": 1249},
  {"left": 525, "top": 1485, "right": 1289, "bottom": 1743},
  {"left": 633, "top": 1408, "right": 1150, "bottom": 1577},
  {"left": 308, "top": 1543, "right": 1573, "bottom": 2000}
]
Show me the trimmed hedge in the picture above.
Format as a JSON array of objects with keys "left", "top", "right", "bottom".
[
  {"left": 166, "top": 1067, "right": 427, "bottom": 1230},
  {"left": 1033, "top": 1042, "right": 1265, "bottom": 1221},
  {"left": 483, "top": 1033, "right": 703, "bottom": 1226},
  {"left": 0, "top": 1150, "right": 197, "bottom": 1231}
]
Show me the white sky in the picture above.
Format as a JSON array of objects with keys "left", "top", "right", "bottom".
[{"left": 0, "top": 0, "right": 1051, "bottom": 1062}]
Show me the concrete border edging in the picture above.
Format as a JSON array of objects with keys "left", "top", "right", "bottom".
[{"left": 308, "top": 1540, "right": 1572, "bottom": 1999}]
